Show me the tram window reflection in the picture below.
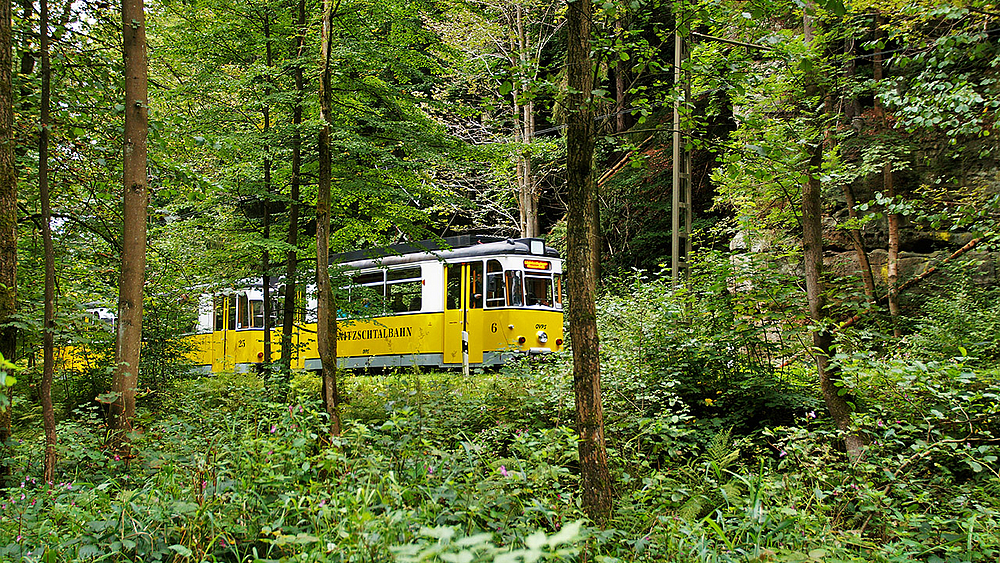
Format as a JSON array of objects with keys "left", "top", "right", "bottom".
[
  {"left": 525, "top": 276, "right": 553, "bottom": 307},
  {"left": 468, "top": 262, "right": 484, "bottom": 309},
  {"left": 486, "top": 259, "right": 505, "bottom": 308},
  {"left": 506, "top": 270, "right": 523, "bottom": 306}
]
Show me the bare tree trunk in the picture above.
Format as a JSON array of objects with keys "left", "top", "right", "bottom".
[
  {"left": 261, "top": 11, "right": 273, "bottom": 366},
  {"left": 614, "top": 16, "right": 627, "bottom": 134},
  {"left": 842, "top": 183, "right": 877, "bottom": 302},
  {"left": 0, "top": 0, "right": 17, "bottom": 481},
  {"left": 281, "top": 0, "right": 305, "bottom": 372},
  {"left": 804, "top": 145, "right": 864, "bottom": 459},
  {"left": 108, "top": 0, "right": 149, "bottom": 456},
  {"left": 510, "top": 5, "right": 539, "bottom": 239},
  {"left": 566, "top": 0, "right": 612, "bottom": 527},
  {"left": 39, "top": 0, "right": 56, "bottom": 483},
  {"left": 803, "top": 9, "right": 863, "bottom": 460},
  {"left": 317, "top": 0, "right": 341, "bottom": 437},
  {"left": 873, "top": 14, "right": 900, "bottom": 337}
]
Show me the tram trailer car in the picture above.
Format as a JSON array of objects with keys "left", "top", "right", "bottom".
[{"left": 186, "top": 235, "right": 564, "bottom": 372}]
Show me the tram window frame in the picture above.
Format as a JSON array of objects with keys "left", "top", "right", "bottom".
[
  {"left": 237, "top": 294, "right": 251, "bottom": 329},
  {"left": 250, "top": 299, "right": 264, "bottom": 328},
  {"left": 386, "top": 266, "right": 422, "bottom": 313},
  {"left": 446, "top": 265, "right": 461, "bottom": 310},
  {"left": 506, "top": 270, "right": 523, "bottom": 306},
  {"left": 524, "top": 275, "right": 554, "bottom": 307},
  {"left": 485, "top": 259, "right": 506, "bottom": 308},
  {"left": 554, "top": 273, "right": 564, "bottom": 308},
  {"left": 352, "top": 271, "right": 386, "bottom": 298},
  {"left": 227, "top": 294, "right": 237, "bottom": 330},
  {"left": 468, "top": 261, "right": 484, "bottom": 309},
  {"left": 214, "top": 296, "right": 225, "bottom": 331}
]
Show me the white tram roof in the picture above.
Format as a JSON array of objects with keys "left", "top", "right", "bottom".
[{"left": 333, "top": 236, "right": 560, "bottom": 271}]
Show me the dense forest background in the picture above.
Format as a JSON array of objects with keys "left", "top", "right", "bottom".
[{"left": 2, "top": 0, "right": 1000, "bottom": 561}]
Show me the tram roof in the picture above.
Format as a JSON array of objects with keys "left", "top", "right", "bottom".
[{"left": 333, "top": 235, "right": 560, "bottom": 270}]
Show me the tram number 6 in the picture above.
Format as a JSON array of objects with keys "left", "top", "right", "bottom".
[{"left": 491, "top": 322, "right": 498, "bottom": 333}]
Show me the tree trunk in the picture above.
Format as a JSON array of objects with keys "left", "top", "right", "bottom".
[
  {"left": 39, "top": 0, "right": 57, "bottom": 483},
  {"left": 873, "top": 14, "right": 900, "bottom": 337},
  {"left": 803, "top": 144, "right": 864, "bottom": 459},
  {"left": 0, "top": 0, "right": 17, "bottom": 481},
  {"left": 841, "top": 183, "right": 877, "bottom": 303},
  {"left": 317, "top": 0, "right": 341, "bottom": 437},
  {"left": 511, "top": 5, "right": 539, "bottom": 239},
  {"left": 281, "top": 0, "right": 305, "bottom": 373},
  {"left": 614, "top": 16, "right": 628, "bottom": 134},
  {"left": 261, "top": 12, "right": 273, "bottom": 366},
  {"left": 566, "top": 0, "right": 612, "bottom": 527},
  {"left": 108, "top": 0, "right": 149, "bottom": 456},
  {"left": 803, "top": 9, "right": 863, "bottom": 460}
]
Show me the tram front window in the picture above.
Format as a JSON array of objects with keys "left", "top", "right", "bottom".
[{"left": 525, "top": 275, "right": 553, "bottom": 307}]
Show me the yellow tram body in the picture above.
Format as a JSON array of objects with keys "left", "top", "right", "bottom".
[{"left": 185, "top": 236, "right": 564, "bottom": 372}]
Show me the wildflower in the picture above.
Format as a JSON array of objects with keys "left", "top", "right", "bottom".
[
  {"left": 270, "top": 424, "right": 278, "bottom": 434},
  {"left": 806, "top": 411, "right": 816, "bottom": 419},
  {"left": 426, "top": 465, "right": 434, "bottom": 475},
  {"left": 499, "top": 465, "right": 508, "bottom": 477},
  {"left": 877, "top": 420, "right": 884, "bottom": 428},
  {"left": 114, "top": 455, "right": 121, "bottom": 461},
  {"left": 704, "top": 398, "right": 714, "bottom": 406},
  {"left": 779, "top": 450, "right": 787, "bottom": 458}
]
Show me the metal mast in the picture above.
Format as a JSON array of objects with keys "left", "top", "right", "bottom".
[{"left": 671, "top": 7, "right": 692, "bottom": 287}]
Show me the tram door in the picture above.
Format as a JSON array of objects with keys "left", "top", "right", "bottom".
[
  {"left": 443, "top": 262, "right": 485, "bottom": 365},
  {"left": 211, "top": 295, "right": 236, "bottom": 372}
]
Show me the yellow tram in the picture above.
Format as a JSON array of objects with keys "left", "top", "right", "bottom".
[{"left": 187, "top": 235, "right": 564, "bottom": 372}]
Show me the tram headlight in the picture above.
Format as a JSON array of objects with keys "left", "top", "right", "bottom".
[{"left": 536, "top": 330, "right": 548, "bottom": 344}]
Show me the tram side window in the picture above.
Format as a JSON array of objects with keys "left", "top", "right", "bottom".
[
  {"left": 554, "top": 273, "right": 564, "bottom": 308},
  {"left": 387, "top": 267, "right": 422, "bottom": 313},
  {"left": 506, "top": 270, "right": 523, "bottom": 306},
  {"left": 446, "top": 265, "right": 461, "bottom": 310},
  {"left": 276, "top": 285, "right": 307, "bottom": 324},
  {"left": 227, "top": 293, "right": 237, "bottom": 330},
  {"left": 485, "top": 260, "right": 505, "bottom": 308},
  {"left": 468, "top": 261, "right": 484, "bottom": 309},
  {"left": 250, "top": 294, "right": 281, "bottom": 328},
  {"left": 525, "top": 276, "right": 553, "bottom": 307},
  {"left": 214, "top": 296, "right": 225, "bottom": 331}
]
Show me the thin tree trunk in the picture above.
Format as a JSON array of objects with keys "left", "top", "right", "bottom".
[
  {"left": 0, "top": 0, "right": 17, "bottom": 481},
  {"left": 566, "top": 0, "right": 612, "bottom": 527},
  {"left": 317, "top": 0, "right": 341, "bottom": 436},
  {"left": 281, "top": 0, "right": 305, "bottom": 373},
  {"left": 108, "top": 0, "right": 149, "bottom": 456},
  {"left": 614, "top": 16, "right": 627, "bottom": 134},
  {"left": 873, "top": 13, "right": 901, "bottom": 336},
  {"left": 261, "top": 11, "right": 273, "bottom": 366},
  {"left": 39, "top": 0, "right": 56, "bottom": 483},
  {"left": 804, "top": 144, "right": 864, "bottom": 459},
  {"left": 803, "top": 9, "right": 863, "bottom": 460},
  {"left": 842, "top": 183, "right": 877, "bottom": 302}
]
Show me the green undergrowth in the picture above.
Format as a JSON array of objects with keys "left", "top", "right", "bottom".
[
  {"left": 2, "top": 354, "right": 999, "bottom": 562},
  {"left": 3, "top": 265, "right": 1000, "bottom": 562}
]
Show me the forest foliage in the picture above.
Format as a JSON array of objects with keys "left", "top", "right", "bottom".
[{"left": 2, "top": 0, "right": 1000, "bottom": 560}]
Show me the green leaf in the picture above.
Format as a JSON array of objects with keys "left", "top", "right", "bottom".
[{"left": 169, "top": 545, "right": 193, "bottom": 558}]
